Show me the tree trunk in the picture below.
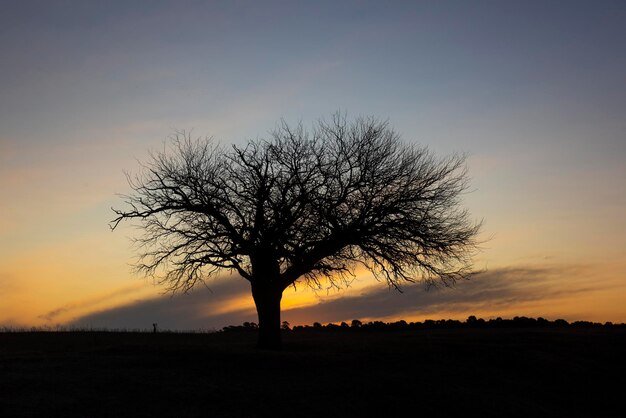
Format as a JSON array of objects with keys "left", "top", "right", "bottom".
[{"left": 251, "top": 282, "right": 283, "bottom": 350}]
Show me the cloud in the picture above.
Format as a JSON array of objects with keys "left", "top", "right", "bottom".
[
  {"left": 70, "top": 277, "right": 254, "bottom": 331},
  {"left": 39, "top": 284, "right": 151, "bottom": 322},
  {"left": 281, "top": 265, "right": 600, "bottom": 324},
  {"left": 66, "top": 263, "right": 619, "bottom": 330}
]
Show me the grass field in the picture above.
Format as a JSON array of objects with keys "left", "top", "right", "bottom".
[{"left": 1, "top": 327, "right": 624, "bottom": 417}]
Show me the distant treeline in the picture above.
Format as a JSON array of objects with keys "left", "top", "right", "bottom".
[
  {"left": 2, "top": 316, "right": 623, "bottom": 334},
  {"left": 221, "top": 316, "right": 625, "bottom": 333}
]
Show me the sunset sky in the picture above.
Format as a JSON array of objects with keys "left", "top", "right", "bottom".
[{"left": 1, "top": 1, "right": 625, "bottom": 330}]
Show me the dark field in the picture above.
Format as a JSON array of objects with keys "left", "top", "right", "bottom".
[{"left": 1, "top": 328, "right": 624, "bottom": 417}]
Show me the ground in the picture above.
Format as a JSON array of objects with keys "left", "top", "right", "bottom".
[{"left": 1, "top": 327, "right": 624, "bottom": 417}]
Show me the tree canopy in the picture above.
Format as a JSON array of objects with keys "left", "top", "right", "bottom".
[{"left": 112, "top": 113, "right": 481, "bottom": 348}]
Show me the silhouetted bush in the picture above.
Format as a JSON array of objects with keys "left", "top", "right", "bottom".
[{"left": 554, "top": 319, "right": 569, "bottom": 327}]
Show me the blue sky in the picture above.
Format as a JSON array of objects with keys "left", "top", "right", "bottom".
[{"left": 1, "top": 1, "right": 625, "bottom": 328}]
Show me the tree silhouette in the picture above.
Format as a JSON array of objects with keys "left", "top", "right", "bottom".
[{"left": 111, "top": 113, "right": 481, "bottom": 349}]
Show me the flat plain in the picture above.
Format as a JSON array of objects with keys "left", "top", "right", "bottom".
[{"left": 1, "top": 327, "right": 624, "bottom": 417}]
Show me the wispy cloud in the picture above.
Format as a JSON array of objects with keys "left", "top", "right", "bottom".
[
  {"left": 281, "top": 265, "right": 603, "bottom": 324},
  {"left": 39, "top": 283, "right": 148, "bottom": 322},
  {"left": 67, "top": 263, "right": 622, "bottom": 330},
  {"left": 70, "top": 278, "right": 253, "bottom": 330}
]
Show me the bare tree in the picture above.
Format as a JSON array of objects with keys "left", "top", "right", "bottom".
[{"left": 111, "top": 113, "right": 481, "bottom": 349}]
